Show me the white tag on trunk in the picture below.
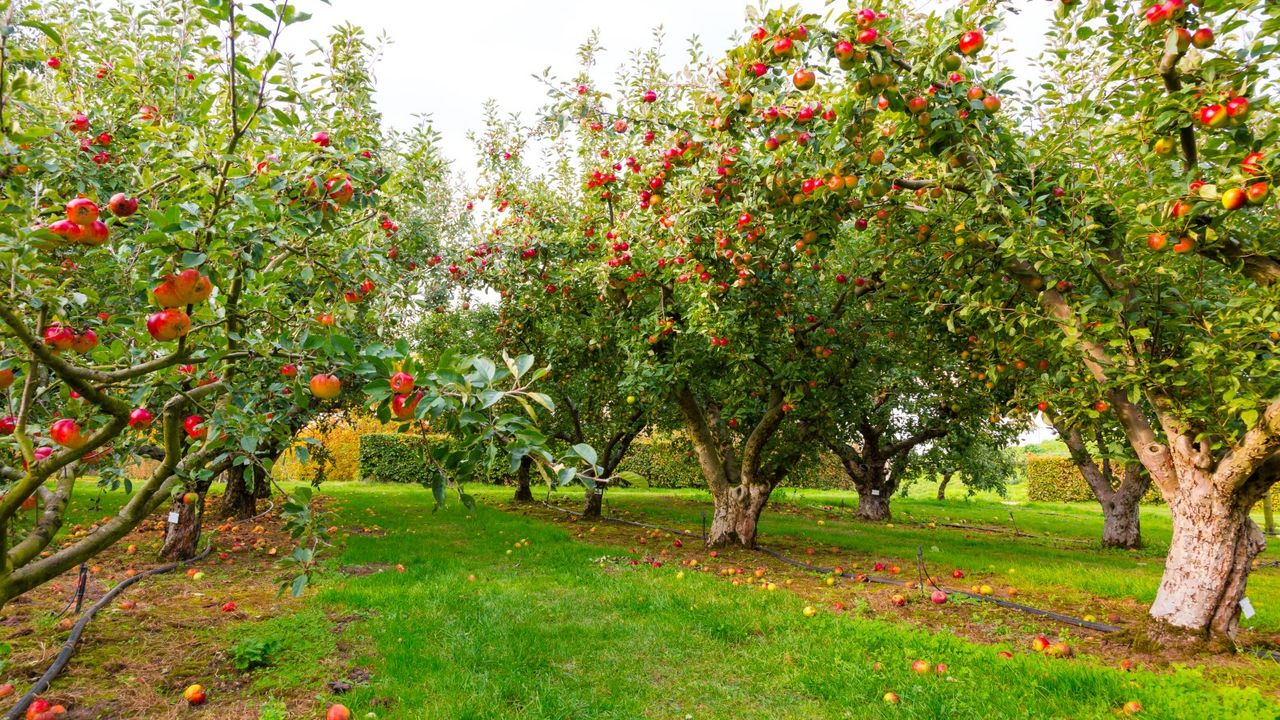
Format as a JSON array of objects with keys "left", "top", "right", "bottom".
[
  {"left": 1240, "top": 597, "right": 1255, "bottom": 619},
  {"left": 167, "top": 511, "right": 181, "bottom": 524},
  {"left": 871, "top": 489, "right": 880, "bottom": 496}
]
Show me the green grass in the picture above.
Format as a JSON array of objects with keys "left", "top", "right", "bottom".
[
  {"left": 276, "top": 482, "right": 1279, "bottom": 720},
  {"left": 485, "top": 481, "right": 1279, "bottom": 635}
]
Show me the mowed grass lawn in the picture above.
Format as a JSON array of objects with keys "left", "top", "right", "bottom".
[
  {"left": 233, "top": 482, "right": 1280, "bottom": 720},
  {"left": 513, "top": 480, "right": 1280, "bottom": 635}
]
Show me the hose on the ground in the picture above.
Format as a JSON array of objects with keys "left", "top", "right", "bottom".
[{"left": 3, "top": 543, "right": 214, "bottom": 720}]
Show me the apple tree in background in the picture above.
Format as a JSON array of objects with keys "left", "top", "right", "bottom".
[
  {"left": 458, "top": 106, "right": 652, "bottom": 506},
  {"left": 482, "top": 0, "right": 1277, "bottom": 642}
]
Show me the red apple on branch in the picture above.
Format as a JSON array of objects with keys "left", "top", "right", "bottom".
[
  {"left": 309, "top": 373, "right": 342, "bottom": 400},
  {"left": 128, "top": 407, "right": 155, "bottom": 429},
  {"left": 183, "top": 415, "right": 207, "bottom": 440},
  {"left": 50, "top": 418, "right": 85, "bottom": 449},
  {"left": 146, "top": 308, "right": 192, "bottom": 341}
]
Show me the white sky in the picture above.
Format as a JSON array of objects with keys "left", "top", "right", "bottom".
[{"left": 277, "top": 0, "right": 1059, "bottom": 445}]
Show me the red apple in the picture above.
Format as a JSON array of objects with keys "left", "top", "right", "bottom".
[
  {"left": 183, "top": 684, "right": 206, "bottom": 705},
  {"left": 958, "top": 29, "right": 984, "bottom": 55},
  {"left": 1245, "top": 182, "right": 1268, "bottom": 205},
  {"left": 43, "top": 324, "right": 76, "bottom": 351},
  {"left": 391, "top": 392, "right": 422, "bottom": 420},
  {"left": 883, "top": 692, "right": 899, "bottom": 704},
  {"left": 792, "top": 68, "right": 816, "bottom": 90},
  {"left": 326, "top": 704, "right": 352, "bottom": 720},
  {"left": 311, "top": 131, "right": 331, "bottom": 147},
  {"left": 389, "top": 371, "right": 415, "bottom": 394},
  {"left": 0, "top": 368, "right": 12, "bottom": 389},
  {"left": 1242, "top": 151, "right": 1265, "bottom": 176},
  {"left": 982, "top": 94, "right": 1002, "bottom": 113},
  {"left": 71, "top": 329, "right": 98, "bottom": 354},
  {"left": 46, "top": 56, "right": 61, "bottom": 69},
  {"left": 1198, "top": 104, "right": 1227, "bottom": 128},
  {"left": 1146, "top": 232, "right": 1168, "bottom": 251},
  {"left": 280, "top": 363, "right": 298, "bottom": 377},
  {"left": 1225, "top": 96, "right": 1250, "bottom": 121},
  {"left": 107, "top": 193, "right": 139, "bottom": 217},
  {"left": 772, "top": 36, "right": 793, "bottom": 56},
  {"left": 834, "top": 40, "right": 855, "bottom": 61},
  {"left": 856, "top": 28, "right": 878, "bottom": 45},
  {"left": 128, "top": 407, "right": 155, "bottom": 429},
  {"left": 890, "top": 594, "right": 907, "bottom": 606},
  {"left": 906, "top": 96, "right": 928, "bottom": 114},
  {"left": 642, "top": 90, "right": 657, "bottom": 103},
  {"left": 82, "top": 220, "right": 110, "bottom": 246},
  {"left": 309, "top": 373, "right": 342, "bottom": 400},
  {"left": 326, "top": 175, "right": 354, "bottom": 205},
  {"left": 66, "top": 197, "right": 99, "bottom": 226},
  {"left": 147, "top": 308, "right": 191, "bottom": 341},
  {"left": 183, "top": 415, "right": 207, "bottom": 440},
  {"left": 931, "top": 590, "right": 948, "bottom": 604},
  {"left": 1221, "top": 187, "right": 1247, "bottom": 211},
  {"left": 951, "top": 569, "right": 965, "bottom": 579},
  {"left": 1191, "top": 27, "right": 1214, "bottom": 48},
  {"left": 48, "top": 219, "right": 84, "bottom": 243},
  {"left": 911, "top": 659, "right": 931, "bottom": 674},
  {"left": 1172, "top": 236, "right": 1195, "bottom": 253},
  {"left": 50, "top": 418, "right": 85, "bottom": 449},
  {"left": 1031, "top": 634, "right": 1051, "bottom": 652},
  {"left": 69, "top": 112, "right": 90, "bottom": 132}
]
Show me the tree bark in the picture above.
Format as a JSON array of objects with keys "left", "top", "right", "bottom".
[
  {"left": 1264, "top": 495, "right": 1276, "bottom": 535},
  {"left": 1150, "top": 485, "right": 1266, "bottom": 642},
  {"left": 856, "top": 490, "right": 891, "bottom": 521},
  {"left": 1055, "top": 422, "right": 1150, "bottom": 550},
  {"left": 1100, "top": 489, "right": 1142, "bottom": 550},
  {"left": 674, "top": 385, "right": 790, "bottom": 548},
  {"left": 706, "top": 482, "right": 772, "bottom": 547},
  {"left": 582, "top": 485, "right": 603, "bottom": 519},
  {"left": 218, "top": 465, "right": 257, "bottom": 520},
  {"left": 159, "top": 493, "right": 203, "bottom": 561},
  {"left": 936, "top": 472, "right": 952, "bottom": 501},
  {"left": 513, "top": 456, "right": 533, "bottom": 503}
]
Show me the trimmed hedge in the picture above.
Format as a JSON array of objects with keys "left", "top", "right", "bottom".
[
  {"left": 274, "top": 413, "right": 403, "bottom": 483},
  {"left": 358, "top": 433, "right": 429, "bottom": 484},
  {"left": 615, "top": 431, "right": 851, "bottom": 490},
  {"left": 1025, "top": 454, "right": 1162, "bottom": 504}
]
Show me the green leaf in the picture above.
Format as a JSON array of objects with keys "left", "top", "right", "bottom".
[
  {"left": 572, "top": 443, "right": 597, "bottom": 465},
  {"left": 290, "top": 574, "right": 308, "bottom": 597}
]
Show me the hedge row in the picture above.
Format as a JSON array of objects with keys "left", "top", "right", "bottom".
[
  {"left": 616, "top": 431, "right": 851, "bottom": 490},
  {"left": 1025, "top": 454, "right": 1163, "bottom": 504},
  {"left": 274, "top": 413, "right": 402, "bottom": 483}
]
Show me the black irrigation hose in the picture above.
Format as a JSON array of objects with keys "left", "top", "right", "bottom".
[{"left": 3, "top": 543, "right": 215, "bottom": 720}]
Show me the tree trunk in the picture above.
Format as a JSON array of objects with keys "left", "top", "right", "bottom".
[
  {"left": 582, "top": 485, "right": 603, "bottom": 519},
  {"left": 706, "top": 483, "right": 772, "bottom": 547},
  {"left": 513, "top": 456, "right": 533, "bottom": 503},
  {"left": 1149, "top": 486, "right": 1266, "bottom": 641},
  {"left": 218, "top": 466, "right": 257, "bottom": 520},
  {"left": 857, "top": 491, "right": 892, "bottom": 521},
  {"left": 1264, "top": 495, "right": 1276, "bottom": 535},
  {"left": 1100, "top": 491, "right": 1142, "bottom": 550},
  {"left": 936, "top": 472, "right": 952, "bottom": 501},
  {"left": 159, "top": 493, "right": 203, "bottom": 561}
]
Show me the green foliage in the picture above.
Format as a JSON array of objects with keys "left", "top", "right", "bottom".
[
  {"left": 357, "top": 433, "right": 429, "bottom": 484},
  {"left": 229, "top": 637, "right": 282, "bottom": 672},
  {"left": 616, "top": 431, "right": 849, "bottom": 490},
  {"left": 1026, "top": 455, "right": 1161, "bottom": 505}
]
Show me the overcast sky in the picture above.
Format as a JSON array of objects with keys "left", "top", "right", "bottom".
[{"left": 278, "top": 0, "right": 1056, "bottom": 172}]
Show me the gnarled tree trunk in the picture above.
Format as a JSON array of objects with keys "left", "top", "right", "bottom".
[
  {"left": 1055, "top": 422, "right": 1150, "bottom": 550},
  {"left": 675, "top": 385, "right": 792, "bottom": 549},
  {"left": 936, "top": 472, "right": 952, "bottom": 501},
  {"left": 1150, "top": 482, "right": 1266, "bottom": 641},
  {"left": 582, "top": 485, "right": 603, "bottom": 519},
  {"left": 706, "top": 482, "right": 772, "bottom": 547}
]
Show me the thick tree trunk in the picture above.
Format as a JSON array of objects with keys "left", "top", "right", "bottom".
[
  {"left": 706, "top": 483, "right": 772, "bottom": 547},
  {"left": 936, "top": 472, "right": 952, "bottom": 501},
  {"left": 1100, "top": 491, "right": 1142, "bottom": 550},
  {"left": 582, "top": 485, "right": 603, "bottom": 519},
  {"left": 513, "top": 456, "right": 533, "bottom": 503},
  {"left": 1149, "top": 486, "right": 1265, "bottom": 641},
  {"left": 218, "top": 466, "right": 257, "bottom": 520},
  {"left": 857, "top": 491, "right": 892, "bottom": 521},
  {"left": 159, "top": 493, "right": 203, "bottom": 561}
]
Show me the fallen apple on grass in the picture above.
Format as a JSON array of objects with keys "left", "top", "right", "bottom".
[{"left": 183, "top": 684, "right": 206, "bottom": 705}]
